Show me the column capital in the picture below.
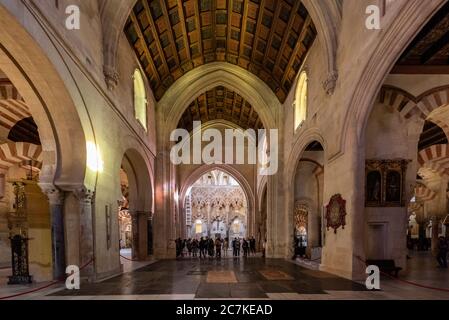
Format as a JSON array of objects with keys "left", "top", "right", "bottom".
[
  {"left": 40, "top": 185, "right": 64, "bottom": 205},
  {"left": 74, "top": 188, "right": 95, "bottom": 204}
]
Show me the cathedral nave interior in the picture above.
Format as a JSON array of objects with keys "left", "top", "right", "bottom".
[{"left": 0, "top": 0, "right": 448, "bottom": 301}]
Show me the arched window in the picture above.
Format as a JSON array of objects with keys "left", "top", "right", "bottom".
[
  {"left": 294, "top": 71, "right": 308, "bottom": 130},
  {"left": 133, "top": 69, "right": 147, "bottom": 131}
]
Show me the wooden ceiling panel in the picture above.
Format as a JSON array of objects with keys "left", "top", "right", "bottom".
[
  {"left": 178, "top": 86, "right": 263, "bottom": 131},
  {"left": 393, "top": 2, "right": 449, "bottom": 73},
  {"left": 125, "top": 0, "right": 316, "bottom": 102}
]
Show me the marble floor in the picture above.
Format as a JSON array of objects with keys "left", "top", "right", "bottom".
[{"left": 0, "top": 251, "right": 448, "bottom": 300}]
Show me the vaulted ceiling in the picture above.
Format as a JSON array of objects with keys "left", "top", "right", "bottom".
[
  {"left": 177, "top": 86, "right": 263, "bottom": 132},
  {"left": 393, "top": 1, "right": 449, "bottom": 73},
  {"left": 125, "top": 0, "right": 316, "bottom": 102}
]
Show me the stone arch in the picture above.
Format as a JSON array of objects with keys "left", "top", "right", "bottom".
[
  {"left": 285, "top": 133, "right": 326, "bottom": 257},
  {"left": 417, "top": 144, "right": 449, "bottom": 180},
  {"left": 180, "top": 164, "right": 255, "bottom": 217},
  {"left": 257, "top": 176, "right": 268, "bottom": 210},
  {"left": 0, "top": 4, "right": 87, "bottom": 190},
  {"left": 302, "top": 0, "right": 341, "bottom": 95},
  {"left": 121, "top": 147, "right": 154, "bottom": 259},
  {"left": 379, "top": 85, "right": 449, "bottom": 119},
  {"left": 99, "top": 0, "right": 135, "bottom": 89},
  {"left": 0, "top": 142, "right": 43, "bottom": 170},
  {"left": 180, "top": 164, "right": 255, "bottom": 237},
  {"left": 378, "top": 85, "right": 449, "bottom": 137},
  {"left": 286, "top": 129, "right": 327, "bottom": 183},
  {"left": 157, "top": 63, "right": 280, "bottom": 143},
  {"left": 339, "top": 0, "right": 447, "bottom": 157}
]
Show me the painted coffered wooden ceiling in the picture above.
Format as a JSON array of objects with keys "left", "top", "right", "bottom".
[
  {"left": 177, "top": 86, "right": 263, "bottom": 131},
  {"left": 393, "top": 1, "right": 449, "bottom": 74},
  {"left": 125, "top": 0, "right": 316, "bottom": 102}
]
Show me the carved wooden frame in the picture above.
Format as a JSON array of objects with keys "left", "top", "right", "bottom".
[
  {"left": 365, "top": 159, "right": 409, "bottom": 207},
  {"left": 325, "top": 194, "right": 347, "bottom": 234}
]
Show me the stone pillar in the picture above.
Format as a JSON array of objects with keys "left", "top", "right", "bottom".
[
  {"left": 44, "top": 188, "right": 66, "bottom": 280},
  {"left": 431, "top": 216, "right": 441, "bottom": 255},
  {"left": 147, "top": 212, "right": 153, "bottom": 255},
  {"left": 154, "top": 150, "right": 176, "bottom": 258},
  {"left": 131, "top": 211, "right": 139, "bottom": 260},
  {"left": 74, "top": 189, "right": 95, "bottom": 280}
]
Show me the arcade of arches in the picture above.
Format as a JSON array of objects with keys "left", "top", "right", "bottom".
[{"left": 0, "top": 0, "right": 449, "bottom": 300}]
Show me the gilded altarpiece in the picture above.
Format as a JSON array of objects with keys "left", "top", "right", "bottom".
[{"left": 366, "top": 160, "right": 409, "bottom": 207}]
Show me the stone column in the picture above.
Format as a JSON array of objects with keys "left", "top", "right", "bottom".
[
  {"left": 147, "top": 212, "right": 153, "bottom": 255},
  {"left": 431, "top": 216, "right": 441, "bottom": 255},
  {"left": 74, "top": 189, "right": 95, "bottom": 280},
  {"left": 131, "top": 211, "right": 139, "bottom": 260},
  {"left": 44, "top": 188, "right": 66, "bottom": 280},
  {"left": 154, "top": 150, "right": 176, "bottom": 258}
]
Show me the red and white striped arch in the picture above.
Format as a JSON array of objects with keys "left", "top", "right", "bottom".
[
  {"left": 0, "top": 81, "right": 32, "bottom": 132},
  {"left": 0, "top": 142, "right": 42, "bottom": 171},
  {"left": 418, "top": 144, "right": 449, "bottom": 179}
]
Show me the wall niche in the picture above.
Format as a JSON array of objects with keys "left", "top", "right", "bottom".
[{"left": 365, "top": 159, "right": 409, "bottom": 207}]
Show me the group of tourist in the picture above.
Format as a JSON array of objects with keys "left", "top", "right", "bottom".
[{"left": 175, "top": 237, "right": 258, "bottom": 259}]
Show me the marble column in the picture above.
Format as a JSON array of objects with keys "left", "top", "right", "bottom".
[
  {"left": 74, "top": 189, "right": 95, "bottom": 280},
  {"left": 44, "top": 188, "right": 66, "bottom": 280}
]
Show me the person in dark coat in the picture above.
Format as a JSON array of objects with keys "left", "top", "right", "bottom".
[
  {"left": 250, "top": 237, "right": 256, "bottom": 255},
  {"left": 199, "top": 237, "right": 206, "bottom": 259},
  {"left": 208, "top": 238, "right": 215, "bottom": 258},
  {"left": 235, "top": 238, "right": 241, "bottom": 257},
  {"left": 437, "top": 236, "right": 448, "bottom": 268},
  {"left": 242, "top": 239, "right": 249, "bottom": 258},
  {"left": 175, "top": 238, "right": 182, "bottom": 258},
  {"left": 215, "top": 238, "right": 222, "bottom": 259}
]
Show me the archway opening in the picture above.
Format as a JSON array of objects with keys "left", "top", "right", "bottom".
[
  {"left": 0, "top": 67, "right": 56, "bottom": 285},
  {"left": 119, "top": 149, "right": 154, "bottom": 263},
  {"left": 292, "top": 141, "right": 324, "bottom": 262},
  {"left": 118, "top": 168, "right": 133, "bottom": 259},
  {"left": 363, "top": 2, "right": 449, "bottom": 278},
  {"left": 185, "top": 169, "right": 248, "bottom": 245}
]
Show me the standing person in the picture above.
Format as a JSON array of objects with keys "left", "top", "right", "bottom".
[
  {"left": 192, "top": 239, "right": 199, "bottom": 258},
  {"left": 208, "top": 238, "right": 215, "bottom": 258},
  {"left": 235, "top": 238, "right": 241, "bottom": 257},
  {"left": 262, "top": 238, "right": 267, "bottom": 258},
  {"left": 223, "top": 238, "right": 229, "bottom": 257},
  {"left": 187, "top": 239, "right": 192, "bottom": 257},
  {"left": 215, "top": 238, "right": 222, "bottom": 259},
  {"left": 250, "top": 237, "right": 256, "bottom": 256},
  {"left": 175, "top": 238, "right": 182, "bottom": 258},
  {"left": 232, "top": 238, "right": 237, "bottom": 257},
  {"left": 199, "top": 237, "right": 206, "bottom": 259},
  {"left": 242, "top": 239, "right": 249, "bottom": 258},
  {"left": 436, "top": 236, "right": 448, "bottom": 268}
]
